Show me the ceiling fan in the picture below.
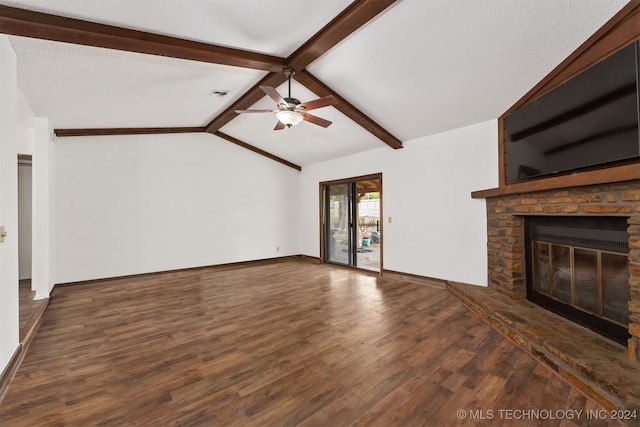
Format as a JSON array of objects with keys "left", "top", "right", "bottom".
[{"left": 235, "top": 69, "right": 338, "bottom": 130}]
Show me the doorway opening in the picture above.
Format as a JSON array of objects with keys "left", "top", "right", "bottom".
[
  {"left": 320, "top": 174, "right": 382, "bottom": 273},
  {"left": 17, "top": 154, "right": 44, "bottom": 342}
]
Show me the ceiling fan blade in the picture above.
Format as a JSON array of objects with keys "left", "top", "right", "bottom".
[
  {"left": 299, "top": 95, "right": 338, "bottom": 111},
  {"left": 303, "top": 113, "right": 332, "bottom": 128},
  {"left": 260, "top": 86, "right": 287, "bottom": 107},
  {"left": 235, "top": 109, "right": 274, "bottom": 113},
  {"left": 274, "top": 121, "right": 286, "bottom": 131}
]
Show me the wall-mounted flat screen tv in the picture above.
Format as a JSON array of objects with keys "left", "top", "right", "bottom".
[{"left": 505, "top": 41, "right": 639, "bottom": 183}]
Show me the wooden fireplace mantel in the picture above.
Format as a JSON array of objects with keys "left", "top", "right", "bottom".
[{"left": 472, "top": 163, "right": 640, "bottom": 199}]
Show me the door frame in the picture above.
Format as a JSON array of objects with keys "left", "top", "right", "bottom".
[{"left": 319, "top": 173, "right": 383, "bottom": 274}]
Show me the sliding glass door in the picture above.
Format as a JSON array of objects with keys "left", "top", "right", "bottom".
[
  {"left": 322, "top": 175, "right": 381, "bottom": 272},
  {"left": 324, "top": 182, "right": 355, "bottom": 266}
]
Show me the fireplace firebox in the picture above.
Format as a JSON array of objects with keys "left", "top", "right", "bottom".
[{"left": 525, "top": 216, "right": 630, "bottom": 345}]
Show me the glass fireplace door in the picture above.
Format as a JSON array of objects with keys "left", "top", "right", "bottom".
[{"left": 526, "top": 216, "right": 630, "bottom": 345}]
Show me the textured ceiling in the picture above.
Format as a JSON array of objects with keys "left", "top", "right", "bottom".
[
  {"left": 10, "top": 37, "right": 267, "bottom": 128},
  {"left": 308, "top": 0, "right": 631, "bottom": 142},
  {"left": 2, "top": 0, "right": 630, "bottom": 166},
  {"left": 3, "top": 0, "right": 352, "bottom": 56}
]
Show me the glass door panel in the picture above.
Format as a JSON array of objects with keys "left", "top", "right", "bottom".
[
  {"left": 551, "top": 245, "right": 571, "bottom": 304},
  {"left": 356, "top": 186, "right": 381, "bottom": 272},
  {"left": 325, "top": 183, "right": 353, "bottom": 266},
  {"left": 602, "top": 252, "right": 630, "bottom": 326},
  {"left": 574, "top": 248, "right": 598, "bottom": 313}
]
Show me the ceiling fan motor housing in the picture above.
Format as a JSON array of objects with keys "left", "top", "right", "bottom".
[{"left": 283, "top": 97, "right": 302, "bottom": 109}]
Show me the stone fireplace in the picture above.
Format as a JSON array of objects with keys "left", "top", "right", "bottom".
[
  {"left": 457, "top": 2, "right": 640, "bottom": 410},
  {"left": 485, "top": 181, "right": 640, "bottom": 360}
]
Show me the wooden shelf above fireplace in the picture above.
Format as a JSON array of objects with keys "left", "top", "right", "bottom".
[{"left": 472, "top": 162, "right": 640, "bottom": 199}]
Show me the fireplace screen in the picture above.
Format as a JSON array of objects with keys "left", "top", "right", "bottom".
[
  {"left": 526, "top": 216, "right": 630, "bottom": 344},
  {"left": 531, "top": 241, "right": 629, "bottom": 327}
]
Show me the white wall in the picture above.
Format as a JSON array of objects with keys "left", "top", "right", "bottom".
[
  {"left": 16, "top": 126, "right": 35, "bottom": 155},
  {"left": 299, "top": 120, "right": 499, "bottom": 286},
  {"left": 32, "top": 118, "right": 56, "bottom": 298},
  {"left": 0, "top": 35, "right": 20, "bottom": 375},
  {"left": 18, "top": 164, "right": 32, "bottom": 280},
  {"left": 55, "top": 132, "right": 301, "bottom": 283}
]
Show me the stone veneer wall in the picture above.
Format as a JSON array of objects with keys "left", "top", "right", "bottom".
[{"left": 485, "top": 180, "right": 640, "bottom": 360}]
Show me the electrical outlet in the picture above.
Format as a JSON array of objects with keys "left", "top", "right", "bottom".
[
  {"left": 388, "top": 217, "right": 392, "bottom": 223},
  {"left": 276, "top": 246, "right": 280, "bottom": 252},
  {"left": 0, "top": 226, "right": 6, "bottom": 243}
]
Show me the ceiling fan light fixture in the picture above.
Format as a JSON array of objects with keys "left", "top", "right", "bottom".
[{"left": 276, "top": 110, "right": 303, "bottom": 128}]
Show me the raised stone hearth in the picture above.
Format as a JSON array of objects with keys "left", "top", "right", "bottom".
[
  {"left": 485, "top": 181, "right": 640, "bottom": 361},
  {"left": 447, "top": 281, "right": 640, "bottom": 413},
  {"left": 463, "top": 180, "right": 640, "bottom": 412}
]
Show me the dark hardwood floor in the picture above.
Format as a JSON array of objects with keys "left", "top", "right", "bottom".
[
  {"left": 18, "top": 279, "right": 48, "bottom": 343},
  {"left": 18, "top": 279, "right": 36, "bottom": 333},
  {"left": 0, "top": 260, "right": 627, "bottom": 426}
]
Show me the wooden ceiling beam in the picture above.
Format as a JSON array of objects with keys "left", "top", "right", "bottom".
[
  {"left": 6, "top": 1, "right": 403, "bottom": 168},
  {"left": 286, "top": 0, "right": 398, "bottom": 71},
  {"left": 204, "top": 0, "right": 402, "bottom": 155},
  {"left": 54, "top": 127, "right": 206, "bottom": 137},
  {"left": 295, "top": 70, "right": 402, "bottom": 149},
  {"left": 213, "top": 131, "right": 301, "bottom": 171},
  {"left": 52, "top": 126, "right": 300, "bottom": 170},
  {"left": 205, "top": 72, "right": 288, "bottom": 133},
  {"left": 0, "top": 5, "right": 286, "bottom": 72}
]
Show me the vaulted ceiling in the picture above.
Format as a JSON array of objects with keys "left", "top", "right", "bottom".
[{"left": 1, "top": 0, "right": 630, "bottom": 169}]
